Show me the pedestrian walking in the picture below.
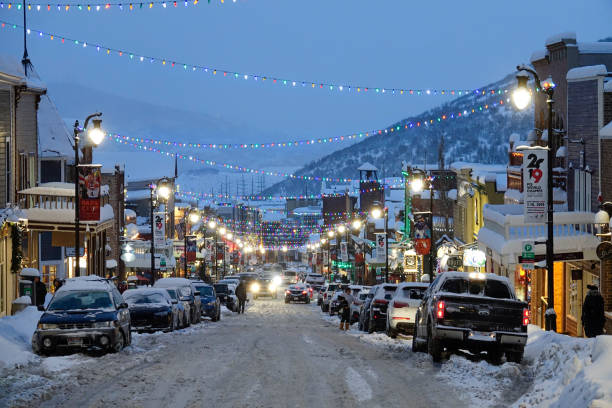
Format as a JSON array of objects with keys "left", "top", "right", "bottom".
[
  {"left": 582, "top": 284, "right": 605, "bottom": 338},
  {"left": 34, "top": 277, "right": 47, "bottom": 307},
  {"left": 236, "top": 281, "right": 247, "bottom": 314},
  {"left": 338, "top": 287, "right": 353, "bottom": 331}
]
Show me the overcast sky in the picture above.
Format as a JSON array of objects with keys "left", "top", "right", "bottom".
[{"left": 1, "top": 0, "right": 611, "bottom": 142}]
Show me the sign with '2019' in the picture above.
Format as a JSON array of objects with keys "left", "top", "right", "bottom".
[{"left": 520, "top": 147, "right": 547, "bottom": 224}]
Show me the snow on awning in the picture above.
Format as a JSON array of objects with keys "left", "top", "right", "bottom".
[{"left": 106, "top": 259, "right": 118, "bottom": 269}]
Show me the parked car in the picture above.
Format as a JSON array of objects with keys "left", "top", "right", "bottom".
[
  {"left": 123, "top": 288, "right": 180, "bottom": 333},
  {"left": 225, "top": 285, "right": 240, "bottom": 312},
  {"left": 154, "top": 278, "right": 202, "bottom": 324},
  {"left": 213, "top": 283, "right": 238, "bottom": 312},
  {"left": 285, "top": 284, "right": 310, "bottom": 304},
  {"left": 366, "top": 283, "right": 397, "bottom": 333},
  {"left": 412, "top": 272, "right": 528, "bottom": 363},
  {"left": 251, "top": 278, "right": 278, "bottom": 299},
  {"left": 320, "top": 283, "right": 341, "bottom": 312},
  {"left": 358, "top": 285, "right": 380, "bottom": 331},
  {"left": 305, "top": 273, "right": 325, "bottom": 290},
  {"left": 282, "top": 270, "right": 299, "bottom": 285},
  {"left": 385, "top": 282, "right": 429, "bottom": 338},
  {"left": 32, "top": 276, "right": 131, "bottom": 355},
  {"left": 351, "top": 288, "right": 371, "bottom": 324},
  {"left": 328, "top": 290, "right": 349, "bottom": 315},
  {"left": 192, "top": 281, "right": 221, "bottom": 321},
  {"left": 164, "top": 287, "right": 189, "bottom": 328}
]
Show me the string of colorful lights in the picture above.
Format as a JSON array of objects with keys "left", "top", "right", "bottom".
[
  {"left": 0, "top": 20, "right": 511, "bottom": 98},
  {"left": 0, "top": 0, "right": 237, "bottom": 12}
]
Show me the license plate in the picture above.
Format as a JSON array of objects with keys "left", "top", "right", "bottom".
[
  {"left": 293, "top": 296, "right": 300, "bottom": 300},
  {"left": 469, "top": 331, "right": 495, "bottom": 341},
  {"left": 67, "top": 337, "right": 83, "bottom": 346}
]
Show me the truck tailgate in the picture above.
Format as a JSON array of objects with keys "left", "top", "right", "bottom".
[{"left": 438, "top": 294, "right": 527, "bottom": 332}]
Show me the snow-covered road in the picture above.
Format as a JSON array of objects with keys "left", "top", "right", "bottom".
[{"left": 2, "top": 297, "right": 532, "bottom": 408}]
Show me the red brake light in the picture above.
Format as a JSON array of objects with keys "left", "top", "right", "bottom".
[
  {"left": 323, "top": 293, "right": 327, "bottom": 299},
  {"left": 374, "top": 299, "right": 388, "bottom": 305},
  {"left": 285, "top": 290, "right": 290, "bottom": 294},
  {"left": 393, "top": 301, "right": 408, "bottom": 308},
  {"left": 436, "top": 300, "right": 445, "bottom": 319},
  {"left": 522, "top": 308, "right": 530, "bottom": 326},
  {"left": 302, "top": 291, "right": 307, "bottom": 295}
]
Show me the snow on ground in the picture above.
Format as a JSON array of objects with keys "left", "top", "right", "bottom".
[
  {"left": 0, "top": 307, "right": 42, "bottom": 370},
  {"left": 345, "top": 366, "right": 373, "bottom": 402}
]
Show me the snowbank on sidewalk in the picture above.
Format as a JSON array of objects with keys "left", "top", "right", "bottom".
[
  {"left": 514, "top": 326, "right": 612, "bottom": 408},
  {"left": 0, "top": 306, "right": 42, "bottom": 369}
]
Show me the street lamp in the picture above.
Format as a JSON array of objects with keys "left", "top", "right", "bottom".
[
  {"left": 149, "top": 177, "right": 172, "bottom": 284},
  {"left": 513, "top": 64, "right": 557, "bottom": 331},
  {"left": 371, "top": 201, "right": 388, "bottom": 282},
  {"left": 352, "top": 219, "right": 362, "bottom": 230},
  {"left": 73, "top": 113, "right": 103, "bottom": 277},
  {"left": 411, "top": 169, "right": 435, "bottom": 282},
  {"left": 183, "top": 207, "right": 200, "bottom": 278}
]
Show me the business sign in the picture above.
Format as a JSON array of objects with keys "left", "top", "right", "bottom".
[
  {"left": 521, "top": 241, "right": 535, "bottom": 259},
  {"left": 186, "top": 235, "right": 197, "bottom": 263},
  {"left": 403, "top": 253, "right": 418, "bottom": 272},
  {"left": 204, "top": 239, "right": 213, "bottom": 261},
  {"left": 153, "top": 212, "right": 165, "bottom": 246},
  {"left": 463, "top": 249, "right": 486, "bottom": 267},
  {"left": 520, "top": 147, "right": 547, "bottom": 223},
  {"left": 78, "top": 164, "right": 101, "bottom": 221},
  {"left": 376, "top": 233, "right": 386, "bottom": 262},
  {"left": 65, "top": 247, "right": 85, "bottom": 257},
  {"left": 596, "top": 241, "right": 612, "bottom": 260},
  {"left": 340, "top": 242, "right": 348, "bottom": 262}
]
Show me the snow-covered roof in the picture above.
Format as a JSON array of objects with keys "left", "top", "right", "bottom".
[
  {"left": 0, "top": 54, "right": 46, "bottom": 91},
  {"left": 24, "top": 203, "right": 114, "bottom": 224},
  {"left": 38, "top": 94, "right": 73, "bottom": 158},
  {"left": 357, "top": 162, "right": 378, "bottom": 171},
  {"left": 529, "top": 49, "right": 548, "bottom": 63},
  {"left": 19, "top": 182, "right": 75, "bottom": 197},
  {"left": 601, "top": 121, "right": 612, "bottom": 138},
  {"left": 153, "top": 277, "right": 194, "bottom": 288},
  {"left": 447, "top": 189, "right": 457, "bottom": 200},
  {"left": 545, "top": 31, "right": 576, "bottom": 46},
  {"left": 556, "top": 146, "right": 568, "bottom": 157},
  {"left": 292, "top": 206, "right": 321, "bottom": 216},
  {"left": 578, "top": 42, "right": 612, "bottom": 54},
  {"left": 567, "top": 65, "right": 608, "bottom": 81},
  {"left": 126, "top": 189, "right": 151, "bottom": 201},
  {"left": 605, "top": 80, "right": 612, "bottom": 92}
]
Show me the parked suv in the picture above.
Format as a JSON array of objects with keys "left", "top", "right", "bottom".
[
  {"left": 366, "top": 284, "right": 397, "bottom": 333},
  {"left": 32, "top": 276, "right": 131, "bottom": 355},
  {"left": 386, "top": 282, "right": 429, "bottom": 338},
  {"left": 319, "top": 283, "right": 341, "bottom": 312},
  {"left": 358, "top": 285, "right": 379, "bottom": 331},
  {"left": 154, "top": 278, "right": 202, "bottom": 324},
  {"left": 192, "top": 281, "right": 220, "bottom": 321},
  {"left": 305, "top": 273, "right": 325, "bottom": 290}
]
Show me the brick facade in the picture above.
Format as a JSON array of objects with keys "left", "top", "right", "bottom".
[{"left": 102, "top": 166, "right": 125, "bottom": 279}]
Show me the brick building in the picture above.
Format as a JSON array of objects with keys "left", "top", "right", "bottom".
[{"left": 101, "top": 165, "right": 125, "bottom": 279}]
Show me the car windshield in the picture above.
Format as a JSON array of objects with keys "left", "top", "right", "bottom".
[
  {"left": 402, "top": 287, "right": 425, "bottom": 300},
  {"left": 165, "top": 289, "right": 178, "bottom": 300},
  {"left": 214, "top": 284, "right": 228, "bottom": 294},
  {"left": 359, "top": 293, "right": 367, "bottom": 300},
  {"left": 195, "top": 286, "right": 214, "bottom": 296},
  {"left": 440, "top": 278, "right": 512, "bottom": 299},
  {"left": 124, "top": 293, "right": 167, "bottom": 305},
  {"left": 48, "top": 291, "right": 113, "bottom": 311}
]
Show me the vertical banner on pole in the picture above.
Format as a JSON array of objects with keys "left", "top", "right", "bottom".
[
  {"left": 78, "top": 164, "right": 101, "bottom": 221},
  {"left": 340, "top": 242, "right": 348, "bottom": 262},
  {"left": 205, "top": 239, "right": 213, "bottom": 261},
  {"left": 376, "top": 233, "right": 386, "bottom": 262},
  {"left": 153, "top": 212, "right": 165, "bottom": 246},
  {"left": 323, "top": 250, "right": 329, "bottom": 265},
  {"left": 520, "top": 147, "right": 547, "bottom": 224},
  {"left": 186, "top": 235, "right": 197, "bottom": 263},
  {"left": 414, "top": 213, "right": 432, "bottom": 255}
]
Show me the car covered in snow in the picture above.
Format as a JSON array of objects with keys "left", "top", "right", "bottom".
[
  {"left": 32, "top": 276, "right": 131, "bottom": 355},
  {"left": 191, "top": 281, "right": 221, "bottom": 321},
  {"left": 358, "top": 285, "right": 380, "bottom": 332},
  {"left": 385, "top": 282, "right": 429, "bottom": 338},
  {"left": 285, "top": 284, "right": 310, "bottom": 304},
  {"left": 305, "top": 273, "right": 325, "bottom": 290},
  {"left": 153, "top": 278, "right": 202, "bottom": 324},
  {"left": 411, "top": 272, "right": 528, "bottom": 363},
  {"left": 163, "top": 287, "right": 190, "bottom": 327},
  {"left": 350, "top": 287, "right": 371, "bottom": 324},
  {"left": 123, "top": 288, "right": 181, "bottom": 333}
]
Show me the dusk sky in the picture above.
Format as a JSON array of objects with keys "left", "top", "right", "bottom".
[{"left": 1, "top": 0, "right": 611, "bottom": 142}]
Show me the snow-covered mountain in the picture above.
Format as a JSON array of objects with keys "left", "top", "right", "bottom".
[{"left": 264, "top": 73, "right": 533, "bottom": 197}]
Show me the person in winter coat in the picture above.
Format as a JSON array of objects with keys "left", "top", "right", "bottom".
[
  {"left": 338, "top": 288, "right": 353, "bottom": 331},
  {"left": 582, "top": 284, "right": 605, "bottom": 338},
  {"left": 34, "top": 277, "right": 47, "bottom": 307},
  {"left": 236, "top": 281, "right": 247, "bottom": 314},
  {"left": 53, "top": 278, "right": 63, "bottom": 292}
]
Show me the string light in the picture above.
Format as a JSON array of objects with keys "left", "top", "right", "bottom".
[
  {"left": 0, "top": 20, "right": 510, "bottom": 98},
  {"left": 0, "top": 0, "right": 239, "bottom": 11}
]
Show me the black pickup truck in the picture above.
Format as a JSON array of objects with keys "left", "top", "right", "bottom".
[{"left": 411, "top": 272, "right": 529, "bottom": 363}]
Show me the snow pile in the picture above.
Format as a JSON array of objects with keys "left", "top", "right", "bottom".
[
  {"left": 514, "top": 326, "right": 612, "bottom": 408},
  {"left": 0, "top": 306, "right": 42, "bottom": 369}
]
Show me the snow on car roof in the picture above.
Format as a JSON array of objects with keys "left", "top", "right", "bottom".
[
  {"left": 397, "top": 282, "right": 430, "bottom": 289},
  {"left": 123, "top": 288, "right": 168, "bottom": 296},
  {"left": 154, "top": 277, "right": 194, "bottom": 288},
  {"left": 58, "top": 276, "right": 115, "bottom": 292},
  {"left": 440, "top": 271, "right": 511, "bottom": 284}
]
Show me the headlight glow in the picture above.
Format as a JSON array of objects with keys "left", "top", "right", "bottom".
[
  {"left": 38, "top": 323, "right": 58, "bottom": 330},
  {"left": 272, "top": 276, "right": 281, "bottom": 286},
  {"left": 92, "top": 321, "right": 114, "bottom": 328},
  {"left": 251, "top": 282, "right": 260, "bottom": 293},
  {"left": 268, "top": 283, "right": 276, "bottom": 291}
]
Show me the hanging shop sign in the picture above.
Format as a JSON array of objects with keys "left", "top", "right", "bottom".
[
  {"left": 520, "top": 147, "right": 547, "bottom": 224},
  {"left": 596, "top": 241, "right": 612, "bottom": 260},
  {"left": 403, "top": 253, "right": 418, "bottom": 272},
  {"left": 186, "top": 235, "right": 197, "bottom": 263},
  {"left": 463, "top": 249, "right": 486, "bottom": 267},
  {"left": 376, "top": 233, "right": 386, "bottom": 262},
  {"left": 153, "top": 212, "right": 165, "bottom": 247},
  {"left": 446, "top": 255, "right": 463, "bottom": 269},
  {"left": 78, "top": 164, "right": 101, "bottom": 221},
  {"left": 340, "top": 242, "right": 348, "bottom": 262},
  {"left": 204, "top": 239, "right": 213, "bottom": 261}
]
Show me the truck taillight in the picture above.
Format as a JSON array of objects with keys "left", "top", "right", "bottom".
[
  {"left": 323, "top": 293, "right": 327, "bottom": 299},
  {"left": 302, "top": 291, "right": 307, "bottom": 295},
  {"left": 436, "top": 301, "right": 445, "bottom": 319},
  {"left": 522, "top": 308, "right": 530, "bottom": 326},
  {"left": 393, "top": 301, "right": 408, "bottom": 308}
]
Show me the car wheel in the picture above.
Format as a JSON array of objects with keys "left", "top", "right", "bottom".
[
  {"left": 111, "top": 332, "right": 125, "bottom": 353},
  {"left": 211, "top": 311, "right": 218, "bottom": 322},
  {"left": 358, "top": 319, "right": 363, "bottom": 331},
  {"left": 487, "top": 348, "right": 503, "bottom": 365},
  {"left": 217, "top": 309, "right": 221, "bottom": 321},
  {"left": 386, "top": 320, "right": 397, "bottom": 338},
  {"left": 506, "top": 349, "right": 524, "bottom": 364},
  {"left": 412, "top": 317, "right": 425, "bottom": 352},
  {"left": 306, "top": 298, "right": 310, "bottom": 304},
  {"left": 427, "top": 323, "right": 442, "bottom": 363}
]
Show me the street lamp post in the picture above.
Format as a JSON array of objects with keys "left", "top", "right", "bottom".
[
  {"left": 218, "top": 227, "right": 226, "bottom": 279},
  {"left": 327, "top": 230, "right": 335, "bottom": 279},
  {"left": 207, "top": 221, "right": 217, "bottom": 281},
  {"left": 512, "top": 65, "right": 557, "bottom": 331},
  {"left": 184, "top": 208, "right": 201, "bottom": 278},
  {"left": 149, "top": 177, "right": 172, "bottom": 285},
  {"left": 371, "top": 202, "right": 388, "bottom": 283},
  {"left": 72, "top": 113, "right": 104, "bottom": 277}
]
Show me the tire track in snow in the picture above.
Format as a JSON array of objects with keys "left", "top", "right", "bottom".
[{"left": 345, "top": 366, "right": 373, "bottom": 402}]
